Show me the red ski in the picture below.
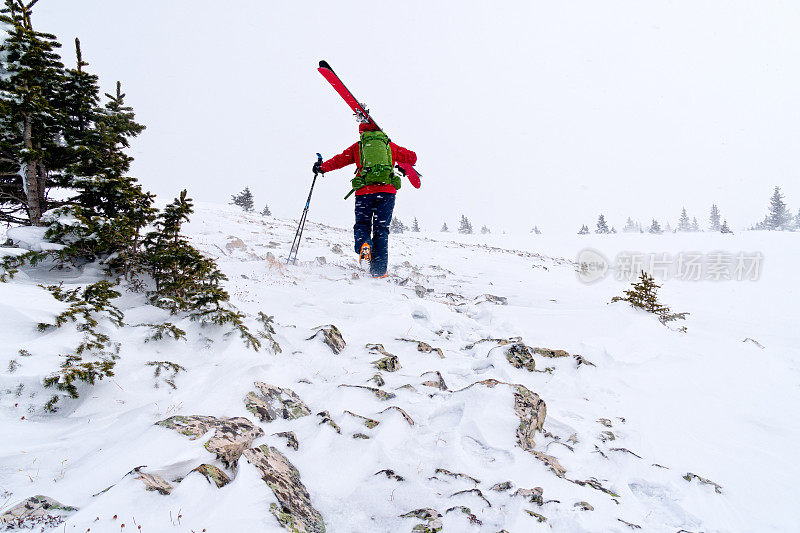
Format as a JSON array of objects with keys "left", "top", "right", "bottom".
[{"left": 317, "top": 60, "right": 422, "bottom": 188}]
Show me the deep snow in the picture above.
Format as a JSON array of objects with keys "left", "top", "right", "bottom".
[{"left": 1, "top": 203, "right": 798, "bottom": 532}]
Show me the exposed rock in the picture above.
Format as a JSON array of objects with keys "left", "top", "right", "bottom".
[
  {"left": 353, "top": 433, "right": 369, "bottom": 439},
  {"left": 0, "top": 495, "right": 77, "bottom": 528},
  {"left": 344, "top": 410, "right": 380, "bottom": 428},
  {"left": 396, "top": 384, "right": 418, "bottom": 393},
  {"left": 489, "top": 481, "right": 513, "bottom": 492},
  {"left": 572, "top": 478, "right": 620, "bottom": 497},
  {"left": 412, "top": 521, "right": 442, "bottom": 533},
  {"left": 453, "top": 379, "right": 546, "bottom": 453},
  {"left": 414, "top": 284, "right": 432, "bottom": 298},
  {"left": 339, "top": 384, "right": 396, "bottom": 401},
  {"left": 133, "top": 467, "right": 173, "bottom": 495},
  {"left": 371, "top": 373, "right": 385, "bottom": 386},
  {"left": 316, "top": 411, "right": 341, "bottom": 433},
  {"left": 600, "top": 430, "right": 616, "bottom": 442},
  {"left": 574, "top": 354, "right": 597, "bottom": 367},
  {"left": 598, "top": 418, "right": 613, "bottom": 427},
  {"left": 225, "top": 237, "right": 246, "bottom": 252},
  {"left": 475, "top": 293, "right": 508, "bottom": 305},
  {"left": 574, "top": 501, "right": 594, "bottom": 511},
  {"left": 445, "top": 506, "right": 482, "bottom": 525},
  {"left": 420, "top": 371, "right": 448, "bottom": 390},
  {"left": 532, "top": 347, "right": 571, "bottom": 358},
  {"left": 380, "top": 406, "right": 415, "bottom": 426},
  {"left": 450, "top": 488, "right": 492, "bottom": 507},
  {"left": 244, "top": 445, "right": 325, "bottom": 533},
  {"left": 532, "top": 451, "right": 567, "bottom": 478},
  {"left": 307, "top": 325, "right": 346, "bottom": 354},
  {"left": 743, "top": 337, "right": 765, "bottom": 349},
  {"left": 434, "top": 468, "right": 480, "bottom": 485},
  {"left": 372, "top": 354, "right": 401, "bottom": 372},
  {"left": 513, "top": 487, "right": 544, "bottom": 505},
  {"left": 683, "top": 472, "right": 723, "bottom": 494},
  {"left": 375, "top": 469, "right": 405, "bottom": 481},
  {"left": 275, "top": 431, "right": 299, "bottom": 451},
  {"left": 192, "top": 464, "right": 231, "bottom": 488},
  {"left": 618, "top": 518, "right": 642, "bottom": 529},
  {"left": 464, "top": 337, "right": 521, "bottom": 350},
  {"left": 245, "top": 382, "right": 311, "bottom": 423},
  {"left": 505, "top": 343, "right": 535, "bottom": 372},
  {"left": 525, "top": 509, "right": 547, "bottom": 522},
  {"left": 397, "top": 338, "right": 445, "bottom": 358},
  {"left": 314, "top": 256, "right": 327, "bottom": 265},
  {"left": 156, "top": 415, "right": 264, "bottom": 468},
  {"left": 610, "top": 447, "right": 642, "bottom": 459},
  {"left": 401, "top": 508, "right": 442, "bottom": 532}
]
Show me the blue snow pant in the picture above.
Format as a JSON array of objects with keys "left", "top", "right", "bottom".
[{"left": 353, "top": 192, "right": 395, "bottom": 277}]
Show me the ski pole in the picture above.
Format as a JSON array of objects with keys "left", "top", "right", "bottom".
[{"left": 287, "top": 153, "right": 323, "bottom": 264}]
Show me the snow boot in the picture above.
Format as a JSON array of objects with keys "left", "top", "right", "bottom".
[{"left": 359, "top": 242, "right": 372, "bottom": 265}]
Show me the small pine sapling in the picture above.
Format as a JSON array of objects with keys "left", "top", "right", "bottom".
[
  {"left": 146, "top": 361, "right": 187, "bottom": 389},
  {"left": 611, "top": 271, "right": 689, "bottom": 330},
  {"left": 256, "top": 312, "right": 282, "bottom": 354}
]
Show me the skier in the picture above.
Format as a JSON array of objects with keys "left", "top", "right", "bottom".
[{"left": 313, "top": 120, "right": 417, "bottom": 278}]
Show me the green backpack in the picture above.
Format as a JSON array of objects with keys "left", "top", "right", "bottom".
[{"left": 345, "top": 130, "right": 402, "bottom": 199}]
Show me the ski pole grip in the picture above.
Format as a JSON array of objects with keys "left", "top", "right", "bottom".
[{"left": 316, "top": 153, "right": 324, "bottom": 176}]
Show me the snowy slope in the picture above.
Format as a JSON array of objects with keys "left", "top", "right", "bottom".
[{"left": 1, "top": 203, "right": 798, "bottom": 532}]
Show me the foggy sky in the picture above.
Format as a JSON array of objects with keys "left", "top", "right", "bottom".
[{"left": 35, "top": 1, "right": 800, "bottom": 233}]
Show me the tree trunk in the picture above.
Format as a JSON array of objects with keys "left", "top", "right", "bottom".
[{"left": 21, "top": 114, "right": 42, "bottom": 225}]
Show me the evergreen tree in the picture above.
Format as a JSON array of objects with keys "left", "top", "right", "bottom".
[
  {"left": 622, "top": 217, "right": 638, "bottom": 233},
  {"left": 231, "top": 186, "right": 254, "bottom": 212},
  {"left": 595, "top": 214, "right": 609, "bottom": 234},
  {"left": 440, "top": 222, "right": 448, "bottom": 232},
  {"left": 720, "top": 219, "right": 733, "bottom": 234},
  {"left": 709, "top": 204, "right": 721, "bottom": 232},
  {"left": 480, "top": 225, "right": 490, "bottom": 234},
  {"left": 610, "top": 226, "right": 617, "bottom": 234},
  {"left": 531, "top": 226, "right": 542, "bottom": 234},
  {"left": 648, "top": 219, "right": 662, "bottom": 234},
  {"left": 261, "top": 204, "right": 271, "bottom": 216},
  {"left": 677, "top": 208, "right": 691, "bottom": 232},
  {"left": 691, "top": 217, "right": 700, "bottom": 232},
  {"left": 411, "top": 217, "right": 420, "bottom": 232},
  {"left": 795, "top": 209, "right": 800, "bottom": 230},
  {"left": 765, "top": 186, "right": 792, "bottom": 230},
  {"left": 578, "top": 224, "right": 589, "bottom": 235},
  {"left": 611, "top": 270, "right": 688, "bottom": 327},
  {"left": 458, "top": 215, "right": 473, "bottom": 234},
  {"left": 0, "top": 0, "right": 68, "bottom": 225},
  {"left": 390, "top": 217, "right": 406, "bottom": 234}
]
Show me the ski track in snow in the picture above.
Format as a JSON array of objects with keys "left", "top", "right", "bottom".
[{"left": 1, "top": 203, "right": 798, "bottom": 532}]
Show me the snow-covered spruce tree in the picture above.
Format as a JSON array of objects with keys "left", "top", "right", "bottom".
[
  {"left": 709, "top": 204, "right": 721, "bottom": 232},
  {"left": 261, "top": 204, "right": 271, "bottom": 216},
  {"left": 578, "top": 224, "right": 589, "bottom": 235},
  {"left": 142, "top": 190, "right": 259, "bottom": 347},
  {"left": 720, "top": 219, "right": 733, "bottom": 234},
  {"left": 531, "top": 226, "right": 541, "bottom": 234},
  {"left": 595, "top": 214, "right": 609, "bottom": 234},
  {"left": 648, "top": 219, "right": 663, "bottom": 234},
  {"left": 611, "top": 270, "right": 688, "bottom": 329},
  {"left": 610, "top": 226, "right": 617, "bottom": 233},
  {"left": 765, "top": 186, "right": 792, "bottom": 230},
  {"left": 440, "top": 222, "right": 448, "bottom": 232},
  {"left": 622, "top": 217, "right": 638, "bottom": 233},
  {"left": 458, "top": 215, "right": 473, "bottom": 235},
  {"left": 411, "top": 217, "right": 420, "bottom": 232},
  {"left": 691, "top": 217, "right": 700, "bottom": 232},
  {"left": 390, "top": 217, "right": 406, "bottom": 234},
  {"left": 480, "top": 225, "right": 490, "bottom": 234},
  {"left": 231, "top": 186, "right": 254, "bottom": 212},
  {"left": 0, "top": 0, "right": 68, "bottom": 225},
  {"left": 677, "top": 208, "right": 691, "bottom": 232}
]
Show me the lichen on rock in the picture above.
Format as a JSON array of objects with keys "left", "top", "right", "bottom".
[
  {"left": 192, "top": 464, "right": 231, "bottom": 488},
  {"left": 344, "top": 410, "right": 380, "bottom": 428},
  {"left": 156, "top": 415, "right": 264, "bottom": 468},
  {"left": 380, "top": 406, "right": 415, "bottom": 426},
  {"left": 244, "top": 445, "right": 326, "bottom": 533},
  {"left": 505, "top": 343, "right": 535, "bottom": 372},
  {"left": 316, "top": 411, "right": 341, "bottom": 433},
  {"left": 245, "top": 381, "right": 311, "bottom": 423},
  {"left": 133, "top": 467, "right": 174, "bottom": 495},
  {"left": 683, "top": 472, "right": 723, "bottom": 494},
  {"left": 307, "top": 324, "right": 346, "bottom": 354},
  {"left": 339, "top": 384, "right": 396, "bottom": 401},
  {"left": 275, "top": 431, "right": 300, "bottom": 451},
  {"left": 420, "top": 371, "right": 448, "bottom": 390},
  {"left": 0, "top": 495, "right": 77, "bottom": 528}
]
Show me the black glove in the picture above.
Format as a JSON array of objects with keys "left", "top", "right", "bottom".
[{"left": 313, "top": 161, "right": 323, "bottom": 175}]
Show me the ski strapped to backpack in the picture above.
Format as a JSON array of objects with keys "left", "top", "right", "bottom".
[
  {"left": 318, "top": 60, "right": 422, "bottom": 197},
  {"left": 343, "top": 130, "right": 402, "bottom": 199}
]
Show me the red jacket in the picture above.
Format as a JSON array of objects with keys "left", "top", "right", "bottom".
[{"left": 321, "top": 123, "right": 417, "bottom": 195}]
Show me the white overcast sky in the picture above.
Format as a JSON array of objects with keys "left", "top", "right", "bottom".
[{"left": 35, "top": 1, "right": 800, "bottom": 233}]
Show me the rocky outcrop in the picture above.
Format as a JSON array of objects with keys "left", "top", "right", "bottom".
[
  {"left": 420, "top": 371, "right": 448, "bottom": 390},
  {"left": 316, "top": 411, "right": 341, "bottom": 433},
  {"left": 0, "top": 496, "right": 77, "bottom": 528},
  {"left": 683, "top": 472, "right": 723, "bottom": 494},
  {"left": 308, "top": 325, "right": 346, "bottom": 354},
  {"left": 433, "top": 468, "right": 480, "bottom": 485},
  {"left": 245, "top": 382, "right": 311, "bottom": 423},
  {"left": 397, "top": 338, "right": 445, "bottom": 358},
  {"left": 193, "top": 464, "right": 231, "bottom": 488},
  {"left": 505, "top": 343, "right": 535, "bottom": 372},
  {"left": 380, "top": 406, "right": 415, "bottom": 426},
  {"left": 532, "top": 451, "right": 567, "bottom": 478},
  {"left": 368, "top": 344, "right": 402, "bottom": 372},
  {"left": 244, "top": 445, "right": 326, "bottom": 533},
  {"left": 513, "top": 487, "right": 544, "bottom": 505},
  {"left": 156, "top": 415, "right": 264, "bottom": 468},
  {"left": 338, "top": 384, "right": 396, "bottom": 401},
  {"left": 344, "top": 410, "right": 380, "bottom": 429},
  {"left": 275, "top": 431, "right": 299, "bottom": 451},
  {"left": 133, "top": 467, "right": 174, "bottom": 494},
  {"left": 400, "top": 508, "right": 442, "bottom": 533}
]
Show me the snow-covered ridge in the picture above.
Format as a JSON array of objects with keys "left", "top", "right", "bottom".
[{"left": 1, "top": 203, "right": 797, "bottom": 531}]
